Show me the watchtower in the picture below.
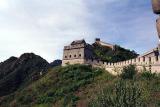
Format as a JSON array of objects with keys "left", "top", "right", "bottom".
[{"left": 62, "top": 39, "right": 94, "bottom": 66}]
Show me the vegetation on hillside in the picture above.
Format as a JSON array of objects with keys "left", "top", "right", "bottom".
[
  {"left": 0, "top": 64, "right": 159, "bottom": 107},
  {"left": 0, "top": 65, "right": 104, "bottom": 107},
  {"left": 89, "top": 65, "right": 160, "bottom": 107},
  {"left": 92, "top": 43, "right": 138, "bottom": 62},
  {"left": 0, "top": 53, "right": 49, "bottom": 96}
]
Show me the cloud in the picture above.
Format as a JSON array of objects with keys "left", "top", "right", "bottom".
[
  {"left": 84, "top": 0, "right": 158, "bottom": 53},
  {"left": 0, "top": 0, "right": 97, "bottom": 62},
  {"left": 0, "top": 0, "right": 9, "bottom": 10},
  {"left": 0, "top": 0, "right": 158, "bottom": 62}
]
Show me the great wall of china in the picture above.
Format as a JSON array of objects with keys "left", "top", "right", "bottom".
[
  {"left": 62, "top": 0, "right": 160, "bottom": 75},
  {"left": 84, "top": 51, "right": 160, "bottom": 75},
  {"left": 62, "top": 38, "right": 160, "bottom": 75}
]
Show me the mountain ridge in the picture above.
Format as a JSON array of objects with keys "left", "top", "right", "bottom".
[{"left": 0, "top": 53, "right": 50, "bottom": 96}]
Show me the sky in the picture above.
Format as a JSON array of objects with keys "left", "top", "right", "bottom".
[{"left": 0, "top": 0, "right": 159, "bottom": 62}]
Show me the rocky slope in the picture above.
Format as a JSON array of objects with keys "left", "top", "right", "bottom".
[{"left": 0, "top": 53, "right": 50, "bottom": 96}]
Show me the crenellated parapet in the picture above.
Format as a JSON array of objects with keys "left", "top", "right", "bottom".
[{"left": 83, "top": 48, "right": 160, "bottom": 75}]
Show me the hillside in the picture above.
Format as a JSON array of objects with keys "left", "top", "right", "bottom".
[
  {"left": 0, "top": 52, "right": 159, "bottom": 107},
  {"left": 0, "top": 53, "right": 50, "bottom": 96},
  {"left": 0, "top": 64, "right": 104, "bottom": 107},
  {"left": 92, "top": 43, "right": 138, "bottom": 62},
  {"left": 0, "top": 64, "right": 159, "bottom": 107}
]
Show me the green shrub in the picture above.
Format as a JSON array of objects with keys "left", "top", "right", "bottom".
[
  {"left": 37, "top": 96, "right": 54, "bottom": 104},
  {"left": 17, "top": 93, "right": 34, "bottom": 105},
  {"left": 141, "top": 70, "right": 157, "bottom": 80},
  {"left": 89, "top": 80, "right": 149, "bottom": 107},
  {"left": 12, "top": 64, "right": 103, "bottom": 106},
  {"left": 92, "top": 44, "right": 138, "bottom": 62},
  {"left": 63, "top": 94, "right": 79, "bottom": 107},
  {"left": 120, "top": 65, "right": 137, "bottom": 79}
]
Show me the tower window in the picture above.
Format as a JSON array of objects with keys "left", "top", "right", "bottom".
[
  {"left": 79, "top": 54, "right": 81, "bottom": 57},
  {"left": 156, "top": 55, "right": 159, "bottom": 61},
  {"left": 143, "top": 57, "right": 145, "bottom": 62},
  {"left": 65, "top": 56, "right": 67, "bottom": 58},
  {"left": 74, "top": 55, "right": 76, "bottom": 57},
  {"left": 69, "top": 55, "right": 72, "bottom": 58},
  {"left": 149, "top": 57, "right": 151, "bottom": 62}
]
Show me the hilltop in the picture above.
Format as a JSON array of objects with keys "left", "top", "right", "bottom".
[
  {"left": 92, "top": 43, "right": 138, "bottom": 62},
  {"left": 0, "top": 53, "right": 50, "bottom": 96}
]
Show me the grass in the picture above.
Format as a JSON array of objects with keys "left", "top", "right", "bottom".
[
  {"left": 0, "top": 64, "right": 104, "bottom": 107},
  {"left": 88, "top": 66, "right": 160, "bottom": 107},
  {"left": 0, "top": 64, "right": 159, "bottom": 107}
]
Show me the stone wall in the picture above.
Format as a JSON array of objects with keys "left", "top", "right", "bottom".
[
  {"left": 62, "top": 59, "right": 85, "bottom": 66},
  {"left": 63, "top": 48, "right": 85, "bottom": 60},
  {"left": 84, "top": 55, "right": 160, "bottom": 75}
]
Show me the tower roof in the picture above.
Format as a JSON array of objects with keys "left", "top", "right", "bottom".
[{"left": 71, "top": 39, "right": 86, "bottom": 45}]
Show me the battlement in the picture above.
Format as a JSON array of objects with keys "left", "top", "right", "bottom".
[
  {"left": 84, "top": 54, "right": 160, "bottom": 75},
  {"left": 64, "top": 39, "right": 87, "bottom": 50},
  {"left": 64, "top": 44, "right": 86, "bottom": 50}
]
